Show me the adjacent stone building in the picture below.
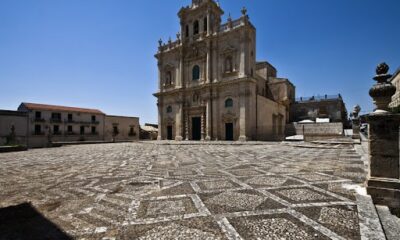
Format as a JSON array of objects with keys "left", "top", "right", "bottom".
[
  {"left": 389, "top": 67, "right": 400, "bottom": 109},
  {"left": 154, "top": 0, "right": 295, "bottom": 141},
  {"left": 0, "top": 110, "right": 28, "bottom": 146},
  {"left": 104, "top": 115, "right": 139, "bottom": 142},
  {"left": 289, "top": 94, "right": 348, "bottom": 125},
  {"left": 0, "top": 102, "right": 139, "bottom": 148},
  {"left": 18, "top": 102, "right": 106, "bottom": 147}
]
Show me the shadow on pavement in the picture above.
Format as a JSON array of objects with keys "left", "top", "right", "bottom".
[{"left": 0, "top": 202, "right": 71, "bottom": 240}]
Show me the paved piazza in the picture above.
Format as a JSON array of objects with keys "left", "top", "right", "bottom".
[{"left": 0, "top": 141, "right": 366, "bottom": 239}]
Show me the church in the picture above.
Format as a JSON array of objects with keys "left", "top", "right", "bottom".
[{"left": 154, "top": 0, "right": 295, "bottom": 141}]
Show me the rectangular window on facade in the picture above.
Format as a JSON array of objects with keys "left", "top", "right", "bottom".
[
  {"left": 129, "top": 126, "right": 136, "bottom": 136},
  {"left": 80, "top": 126, "right": 85, "bottom": 135},
  {"left": 53, "top": 125, "right": 60, "bottom": 135},
  {"left": 51, "top": 112, "right": 61, "bottom": 122},
  {"left": 91, "top": 115, "right": 96, "bottom": 122},
  {"left": 68, "top": 113, "right": 73, "bottom": 122},
  {"left": 35, "top": 111, "right": 41, "bottom": 119},
  {"left": 67, "top": 125, "right": 73, "bottom": 133},
  {"left": 91, "top": 126, "right": 96, "bottom": 134},
  {"left": 113, "top": 126, "right": 119, "bottom": 135},
  {"left": 34, "top": 125, "right": 41, "bottom": 135}
]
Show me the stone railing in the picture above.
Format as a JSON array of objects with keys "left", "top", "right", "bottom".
[{"left": 219, "top": 18, "right": 244, "bottom": 32}]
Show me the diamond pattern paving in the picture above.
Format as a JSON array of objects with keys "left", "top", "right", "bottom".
[{"left": 0, "top": 141, "right": 366, "bottom": 239}]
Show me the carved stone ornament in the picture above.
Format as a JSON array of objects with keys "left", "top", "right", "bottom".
[
  {"left": 352, "top": 105, "right": 361, "bottom": 119},
  {"left": 222, "top": 112, "right": 237, "bottom": 122},
  {"left": 369, "top": 62, "right": 396, "bottom": 113}
]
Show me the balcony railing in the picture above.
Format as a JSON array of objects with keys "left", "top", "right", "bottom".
[
  {"left": 50, "top": 118, "right": 62, "bottom": 123},
  {"left": 63, "top": 119, "right": 99, "bottom": 124},
  {"left": 33, "top": 131, "right": 45, "bottom": 135},
  {"left": 34, "top": 118, "right": 45, "bottom": 122}
]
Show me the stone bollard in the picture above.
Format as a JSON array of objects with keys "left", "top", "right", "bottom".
[
  {"left": 365, "top": 63, "right": 400, "bottom": 209},
  {"left": 351, "top": 105, "right": 361, "bottom": 140}
]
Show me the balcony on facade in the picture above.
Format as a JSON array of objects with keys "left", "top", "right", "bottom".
[{"left": 33, "top": 118, "right": 45, "bottom": 123}]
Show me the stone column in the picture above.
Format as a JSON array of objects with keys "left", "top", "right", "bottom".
[
  {"left": 207, "top": 12, "right": 211, "bottom": 36},
  {"left": 157, "top": 101, "right": 163, "bottom": 140},
  {"left": 201, "top": 109, "right": 205, "bottom": 141},
  {"left": 205, "top": 99, "right": 212, "bottom": 141},
  {"left": 365, "top": 63, "right": 400, "bottom": 209},
  {"left": 206, "top": 40, "right": 211, "bottom": 84},
  {"left": 185, "top": 112, "right": 189, "bottom": 140},
  {"left": 175, "top": 101, "right": 183, "bottom": 141},
  {"left": 238, "top": 86, "right": 247, "bottom": 141}
]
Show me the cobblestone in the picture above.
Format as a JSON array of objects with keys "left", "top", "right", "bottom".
[{"left": 0, "top": 141, "right": 366, "bottom": 239}]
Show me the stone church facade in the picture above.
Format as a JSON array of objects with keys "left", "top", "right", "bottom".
[{"left": 154, "top": 0, "right": 295, "bottom": 141}]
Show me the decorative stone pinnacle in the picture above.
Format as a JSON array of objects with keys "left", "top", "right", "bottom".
[
  {"left": 158, "top": 38, "right": 162, "bottom": 47},
  {"left": 176, "top": 32, "right": 181, "bottom": 40},
  {"left": 227, "top": 13, "right": 232, "bottom": 22},
  {"left": 376, "top": 62, "right": 389, "bottom": 75},
  {"left": 369, "top": 62, "right": 396, "bottom": 113},
  {"left": 241, "top": 7, "right": 247, "bottom": 16}
]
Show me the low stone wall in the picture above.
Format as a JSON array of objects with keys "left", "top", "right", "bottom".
[
  {"left": 0, "top": 145, "right": 28, "bottom": 153},
  {"left": 286, "top": 122, "right": 344, "bottom": 140}
]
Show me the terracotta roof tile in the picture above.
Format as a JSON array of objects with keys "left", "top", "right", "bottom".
[{"left": 21, "top": 102, "right": 105, "bottom": 115}]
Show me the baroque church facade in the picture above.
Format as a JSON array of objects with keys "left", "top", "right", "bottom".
[{"left": 154, "top": 0, "right": 295, "bottom": 141}]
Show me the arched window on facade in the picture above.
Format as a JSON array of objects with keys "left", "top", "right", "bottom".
[
  {"left": 166, "top": 106, "right": 172, "bottom": 113},
  {"left": 165, "top": 71, "right": 172, "bottom": 85},
  {"left": 203, "top": 17, "right": 208, "bottom": 32},
  {"left": 193, "top": 20, "right": 199, "bottom": 35},
  {"left": 192, "top": 65, "right": 200, "bottom": 81},
  {"left": 225, "top": 56, "right": 233, "bottom": 73},
  {"left": 225, "top": 98, "right": 233, "bottom": 108},
  {"left": 185, "top": 25, "right": 189, "bottom": 38}
]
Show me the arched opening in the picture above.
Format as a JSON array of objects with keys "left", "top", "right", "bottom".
[
  {"left": 185, "top": 25, "right": 189, "bottom": 38},
  {"left": 193, "top": 20, "right": 199, "bottom": 35},
  {"left": 225, "top": 98, "right": 233, "bottom": 108},
  {"left": 192, "top": 65, "right": 200, "bottom": 81},
  {"left": 203, "top": 17, "right": 208, "bottom": 32},
  {"left": 166, "top": 106, "right": 172, "bottom": 113},
  {"left": 165, "top": 71, "right": 172, "bottom": 85}
]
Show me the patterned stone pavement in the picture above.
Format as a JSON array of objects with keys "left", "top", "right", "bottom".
[{"left": 0, "top": 141, "right": 367, "bottom": 239}]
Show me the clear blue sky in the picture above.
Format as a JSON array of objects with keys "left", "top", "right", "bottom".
[{"left": 1, "top": 0, "right": 399, "bottom": 124}]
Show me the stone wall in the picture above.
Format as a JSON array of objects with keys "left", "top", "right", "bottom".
[{"left": 286, "top": 122, "right": 344, "bottom": 138}]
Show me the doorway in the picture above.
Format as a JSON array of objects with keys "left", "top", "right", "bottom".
[
  {"left": 225, "top": 123, "right": 234, "bottom": 141},
  {"left": 191, "top": 117, "right": 201, "bottom": 140},
  {"left": 167, "top": 126, "right": 173, "bottom": 140}
]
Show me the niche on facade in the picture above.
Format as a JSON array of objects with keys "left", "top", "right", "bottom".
[
  {"left": 192, "top": 92, "right": 200, "bottom": 105},
  {"left": 220, "top": 45, "right": 238, "bottom": 77},
  {"left": 163, "top": 64, "right": 175, "bottom": 87}
]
